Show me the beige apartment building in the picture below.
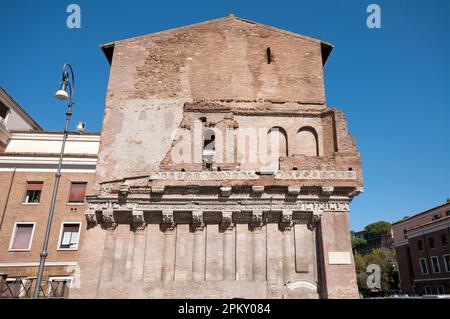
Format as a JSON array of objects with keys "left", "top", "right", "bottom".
[{"left": 0, "top": 90, "right": 99, "bottom": 297}]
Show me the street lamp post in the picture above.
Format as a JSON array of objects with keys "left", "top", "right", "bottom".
[{"left": 32, "top": 63, "right": 75, "bottom": 299}]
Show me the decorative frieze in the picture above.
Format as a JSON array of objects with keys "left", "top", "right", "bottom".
[
  {"left": 149, "top": 171, "right": 259, "bottom": 181},
  {"left": 88, "top": 201, "right": 349, "bottom": 215},
  {"left": 274, "top": 170, "right": 357, "bottom": 180},
  {"left": 148, "top": 170, "right": 356, "bottom": 181}
]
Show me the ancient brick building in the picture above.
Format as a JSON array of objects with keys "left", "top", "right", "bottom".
[{"left": 73, "top": 15, "right": 363, "bottom": 299}]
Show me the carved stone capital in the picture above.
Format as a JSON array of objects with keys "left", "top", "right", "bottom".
[
  {"left": 287, "top": 186, "right": 301, "bottom": 196},
  {"left": 349, "top": 187, "right": 364, "bottom": 197},
  {"left": 151, "top": 186, "right": 165, "bottom": 193},
  {"left": 279, "top": 210, "right": 293, "bottom": 231},
  {"left": 250, "top": 210, "right": 264, "bottom": 231},
  {"left": 307, "top": 212, "right": 322, "bottom": 231},
  {"left": 102, "top": 207, "right": 115, "bottom": 224},
  {"left": 85, "top": 209, "right": 97, "bottom": 224},
  {"left": 220, "top": 186, "right": 232, "bottom": 197},
  {"left": 119, "top": 182, "right": 130, "bottom": 195},
  {"left": 220, "top": 211, "right": 234, "bottom": 232},
  {"left": 252, "top": 186, "right": 265, "bottom": 194},
  {"left": 162, "top": 210, "right": 174, "bottom": 224},
  {"left": 192, "top": 211, "right": 204, "bottom": 225},
  {"left": 321, "top": 186, "right": 334, "bottom": 196},
  {"left": 132, "top": 210, "right": 145, "bottom": 225}
]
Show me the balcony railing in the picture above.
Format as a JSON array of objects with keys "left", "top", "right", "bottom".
[{"left": 0, "top": 276, "right": 69, "bottom": 299}]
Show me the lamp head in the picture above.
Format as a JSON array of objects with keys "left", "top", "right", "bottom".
[{"left": 54, "top": 71, "right": 70, "bottom": 101}]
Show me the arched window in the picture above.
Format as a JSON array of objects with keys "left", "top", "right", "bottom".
[
  {"left": 268, "top": 127, "right": 288, "bottom": 157},
  {"left": 296, "top": 127, "right": 319, "bottom": 156},
  {"left": 266, "top": 127, "right": 288, "bottom": 171}
]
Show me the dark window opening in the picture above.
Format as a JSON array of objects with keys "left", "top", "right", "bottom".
[
  {"left": 441, "top": 234, "right": 448, "bottom": 246},
  {"left": 199, "top": 117, "right": 207, "bottom": 123},
  {"left": 418, "top": 240, "right": 423, "bottom": 251},
  {"left": 25, "top": 182, "right": 43, "bottom": 203},
  {"left": 432, "top": 213, "right": 441, "bottom": 221},
  {"left": 348, "top": 168, "right": 353, "bottom": 171},
  {"left": 266, "top": 47, "right": 272, "bottom": 64},
  {"left": 0, "top": 102, "right": 8, "bottom": 120},
  {"left": 293, "top": 167, "right": 298, "bottom": 171},
  {"left": 203, "top": 129, "right": 216, "bottom": 169},
  {"left": 428, "top": 237, "right": 434, "bottom": 249}
]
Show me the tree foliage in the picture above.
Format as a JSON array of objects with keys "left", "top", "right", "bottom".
[
  {"left": 364, "top": 221, "right": 391, "bottom": 236},
  {"left": 354, "top": 248, "right": 400, "bottom": 297}
]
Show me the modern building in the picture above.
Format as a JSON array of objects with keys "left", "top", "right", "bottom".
[
  {"left": 0, "top": 92, "right": 99, "bottom": 297},
  {"left": 71, "top": 15, "right": 364, "bottom": 299},
  {"left": 392, "top": 202, "right": 450, "bottom": 296},
  {"left": 352, "top": 227, "right": 394, "bottom": 255}
]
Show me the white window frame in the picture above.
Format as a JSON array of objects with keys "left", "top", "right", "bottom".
[
  {"left": 9, "top": 222, "right": 36, "bottom": 251},
  {"left": 430, "top": 256, "right": 441, "bottom": 273},
  {"left": 443, "top": 254, "right": 450, "bottom": 272},
  {"left": 424, "top": 286, "right": 432, "bottom": 295},
  {"left": 419, "top": 258, "right": 428, "bottom": 275},
  {"left": 57, "top": 222, "right": 81, "bottom": 251},
  {"left": 437, "top": 285, "right": 445, "bottom": 295}
]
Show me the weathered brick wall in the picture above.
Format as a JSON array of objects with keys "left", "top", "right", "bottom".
[
  {"left": 95, "top": 17, "right": 327, "bottom": 187},
  {"left": 0, "top": 172, "right": 95, "bottom": 264}
]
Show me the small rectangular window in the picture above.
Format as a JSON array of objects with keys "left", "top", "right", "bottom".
[
  {"left": 58, "top": 223, "right": 80, "bottom": 249},
  {"left": 428, "top": 237, "right": 434, "bottom": 249},
  {"left": 443, "top": 254, "right": 450, "bottom": 272},
  {"left": 24, "top": 182, "right": 43, "bottom": 203},
  {"left": 424, "top": 286, "right": 432, "bottom": 295},
  {"left": 68, "top": 182, "right": 87, "bottom": 203},
  {"left": 0, "top": 102, "right": 8, "bottom": 120},
  {"left": 437, "top": 286, "right": 445, "bottom": 295},
  {"left": 417, "top": 240, "right": 423, "bottom": 251},
  {"left": 431, "top": 256, "right": 440, "bottom": 273},
  {"left": 441, "top": 234, "right": 448, "bottom": 246},
  {"left": 419, "top": 258, "right": 428, "bottom": 275},
  {"left": 10, "top": 223, "right": 35, "bottom": 251}
]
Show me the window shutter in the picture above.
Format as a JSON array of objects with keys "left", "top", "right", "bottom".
[
  {"left": 12, "top": 224, "right": 33, "bottom": 249},
  {"left": 27, "top": 182, "right": 43, "bottom": 191},
  {"left": 69, "top": 183, "right": 87, "bottom": 202}
]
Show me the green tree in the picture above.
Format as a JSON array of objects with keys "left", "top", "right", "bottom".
[
  {"left": 354, "top": 248, "right": 400, "bottom": 297},
  {"left": 364, "top": 221, "right": 391, "bottom": 236},
  {"left": 351, "top": 237, "right": 368, "bottom": 251}
]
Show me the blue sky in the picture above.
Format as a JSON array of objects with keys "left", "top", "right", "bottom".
[{"left": 0, "top": 0, "right": 449, "bottom": 230}]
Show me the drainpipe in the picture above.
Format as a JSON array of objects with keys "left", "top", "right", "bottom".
[{"left": 0, "top": 166, "right": 16, "bottom": 232}]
